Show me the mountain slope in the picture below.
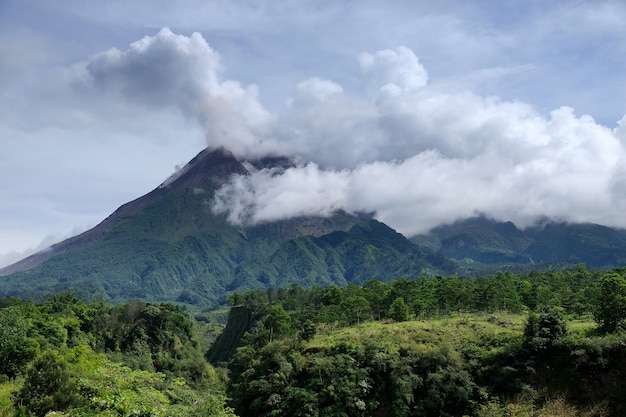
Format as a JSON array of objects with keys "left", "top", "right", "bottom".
[
  {"left": 412, "top": 215, "right": 626, "bottom": 272},
  {"left": 524, "top": 222, "right": 626, "bottom": 267},
  {"left": 0, "top": 148, "right": 445, "bottom": 306},
  {"left": 0, "top": 148, "right": 248, "bottom": 276}
]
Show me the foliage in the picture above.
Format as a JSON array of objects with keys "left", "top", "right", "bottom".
[
  {"left": 226, "top": 308, "right": 626, "bottom": 416},
  {"left": 0, "top": 295, "right": 235, "bottom": 417},
  {"left": 594, "top": 272, "right": 626, "bottom": 332},
  {"left": 0, "top": 307, "right": 39, "bottom": 378},
  {"left": 5, "top": 257, "right": 626, "bottom": 415},
  {"left": 523, "top": 306, "right": 568, "bottom": 353},
  {"left": 263, "top": 305, "right": 292, "bottom": 343},
  {"left": 226, "top": 265, "right": 614, "bottom": 332},
  {"left": 220, "top": 267, "right": 626, "bottom": 416},
  {"left": 13, "top": 349, "right": 79, "bottom": 416},
  {"left": 0, "top": 202, "right": 444, "bottom": 308},
  {"left": 388, "top": 297, "right": 410, "bottom": 322}
]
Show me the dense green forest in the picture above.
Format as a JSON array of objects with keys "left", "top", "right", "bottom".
[
  {"left": 4, "top": 265, "right": 626, "bottom": 416},
  {"left": 217, "top": 265, "right": 626, "bottom": 416},
  {"left": 0, "top": 294, "right": 234, "bottom": 417}
]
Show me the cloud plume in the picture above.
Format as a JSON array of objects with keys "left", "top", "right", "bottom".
[{"left": 82, "top": 28, "right": 284, "bottom": 158}]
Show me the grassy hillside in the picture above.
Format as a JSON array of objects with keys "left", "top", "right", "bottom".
[
  {"left": 228, "top": 312, "right": 613, "bottom": 417},
  {"left": 6, "top": 264, "right": 626, "bottom": 416},
  {"left": 218, "top": 268, "right": 626, "bottom": 416}
]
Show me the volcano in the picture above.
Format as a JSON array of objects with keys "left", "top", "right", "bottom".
[{"left": 0, "top": 148, "right": 447, "bottom": 306}]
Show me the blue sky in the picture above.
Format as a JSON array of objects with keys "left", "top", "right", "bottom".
[{"left": 1, "top": 0, "right": 626, "bottom": 267}]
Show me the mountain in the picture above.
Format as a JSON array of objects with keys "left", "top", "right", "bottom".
[
  {"left": 4, "top": 147, "right": 626, "bottom": 307},
  {"left": 0, "top": 148, "right": 449, "bottom": 307},
  {"left": 412, "top": 215, "right": 626, "bottom": 273},
  {"left": 0, "top": 148, "right": 249, "bottom": 276}
]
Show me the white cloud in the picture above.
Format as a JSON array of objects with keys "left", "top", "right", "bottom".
[
  {"left": 81, "top": 28, "right": 283, "bottom": 159},
  {"left": 359, "top": 46, "right": 428, "bottom": 96},
  {"left": 0, "top": 228, "right": 86, "bottom": 270},
  {"left": 294, "top": 77, "right": 343, "bottom": 103},
  {"left": 213, "top": 44, "right": 626, "bottom": 235},
  {"left": 213, "top": 163, "right": 351, "bottom": 224},
  {"left": 3, "top": 0, "right": 626, "bottom": 263}
]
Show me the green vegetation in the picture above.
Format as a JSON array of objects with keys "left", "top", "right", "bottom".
[
  {"left": 0, "top": 294, "right": 234, "bottom": 417},
  {"left": 5, "top": 265, "right": 626, "bottom": 416},
  {"left": 413, "top": 215, "right": 626, "bottom": 271},
  {"left": 214, "top": 266, "right": 626, "bottom": 416},
  {"left": 0, "top": 204, "right": 449, "bottom": 308}
]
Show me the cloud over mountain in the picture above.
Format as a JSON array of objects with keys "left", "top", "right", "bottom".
[{"left": 76, "top": 29, "right": 626, "bottom": 236}]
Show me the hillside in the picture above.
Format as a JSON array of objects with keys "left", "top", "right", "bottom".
[
  {"left": 6, "top": 269, "right": 626, "bottom": 416},
  {"left": 412, "top": 215, "right": 626, "bottom": 273}
]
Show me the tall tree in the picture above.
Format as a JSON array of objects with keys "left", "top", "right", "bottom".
[
  {"left": 388, "top": 297, "right": 410, "bottom": 322},
  {"left": 0, "top": 306, "right": 39, "bottom": 378},
  {"left": 264, "top": 305, "right": 292, "bottom": 342},
  {"left": 595, "top": 272, "right": 626, "bottom": 332}
]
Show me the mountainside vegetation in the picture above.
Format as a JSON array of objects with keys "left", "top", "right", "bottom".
[
  {"left": 413, "top": 216, "right": 626, "bottom": 273},
  {"left": 0, "top": 209, "right": 449, "bottom": 307}
]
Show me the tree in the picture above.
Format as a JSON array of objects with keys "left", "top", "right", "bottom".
[
  {"left": 595, "top": 272, "right": 626, "bottom": 332},
  {"left": 341, "top": 296, "right": 371, "bottom": 325},
  {"left": 264, "top": 305, "right": 292, "bottom": 342},
  {"left": 298, "top": 320, "right": 317, "bottom": 342},
  {"left": 14, "top": 350, "right": 80, "bottom": 416},
  {"left": 0, "top": 306, "right": 39, "bottom": 378},
  {"left": 227, "top": 291, "right": 244, "bottom": 306},
  {"left": 388, "top": 297, "right": 410, "bottom": 322},
  {"left": 523, "top": 306, "right": 567, "bottom": 353},
  {"left": 321, "top": 285, "right": 344, "bottom": 306},
  {"left": 363, "top": 279, "right": 390, "bottom": 320}
]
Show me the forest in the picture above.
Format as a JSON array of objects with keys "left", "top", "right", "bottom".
[{"left": 3, "top": 264, "right": 626, "bottom": 416}]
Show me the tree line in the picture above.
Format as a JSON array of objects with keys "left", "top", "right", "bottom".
[
  {"left": 5, "top": 265, "right": 626, "bottom": 416},
  {"left": 228, "top": 264, "right": 626, "bottom": 336}
]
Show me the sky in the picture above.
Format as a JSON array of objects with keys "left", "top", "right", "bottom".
[{"left": 2, "top": 0, "right": 626, "bottom": 268}]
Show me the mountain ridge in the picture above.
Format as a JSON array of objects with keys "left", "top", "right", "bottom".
[{"left": 412, "top": 215, "right": 626, "bottom": 272}]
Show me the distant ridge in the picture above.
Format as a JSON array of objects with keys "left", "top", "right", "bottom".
[{"left": 412, "top": 215, "right": 626, "bottom": 273}]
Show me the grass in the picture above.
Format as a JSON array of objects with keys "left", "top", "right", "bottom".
[
  {"left": 0, "top": 380, "right": 17, "bottom": 417},
  {"left": 476, "top": 395, "right": 608, "bottom": 417},
  {"left": 308, "top": 312, "right": 525, "bottom": 352},
  {"left": 568, "top": 317, "right": 597, "bottom": 334}
]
